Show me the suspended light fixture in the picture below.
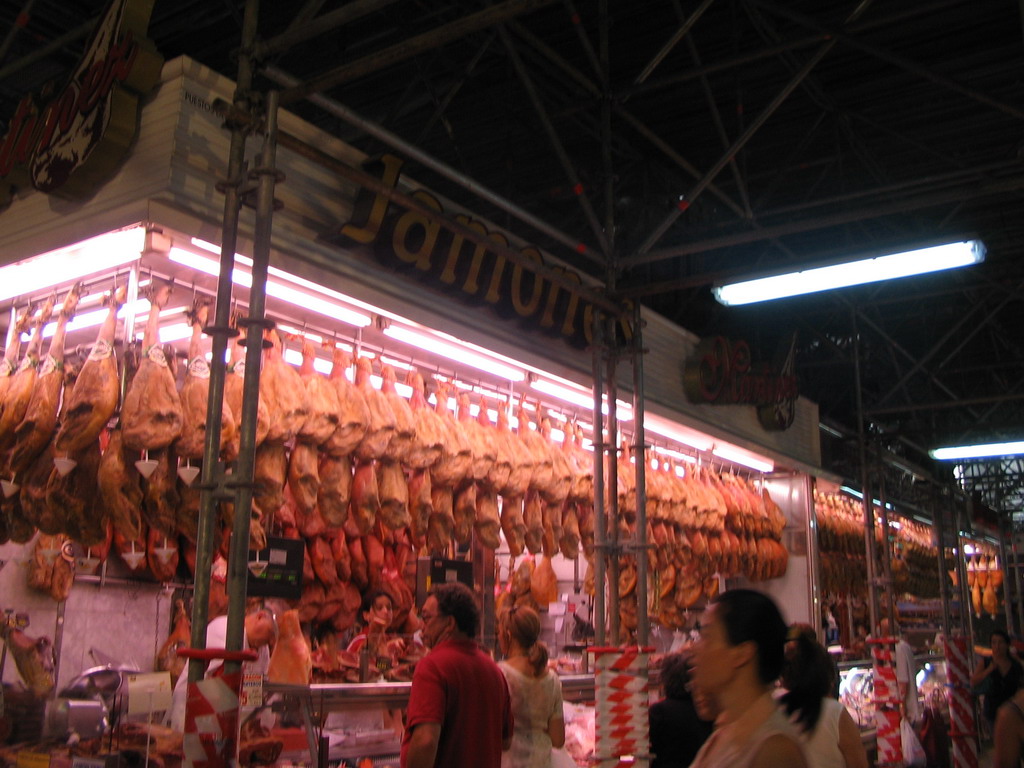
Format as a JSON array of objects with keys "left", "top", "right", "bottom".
[
  {"left": 528, "top": 377, "right": 633, "bottom": 421},
  {"left": 712, "top": 238, "right": 985, "bottom": 306},
  {"left": 0, "top": 226, "right": 146, "bottom": 302},
  {"left": 711, "top": 444, "right": 775, "bottom": 473},
  {"left": 168, "top": 247, "right": 372, "bottom": 328},
  {"left": 383, "top": 325, "right": 526, "bottom": 382},
  {"left": 929, "top": 441, "right": 1024, "bottom": 460}
]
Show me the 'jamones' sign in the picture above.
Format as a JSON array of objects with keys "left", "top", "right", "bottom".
[
  {"left": 0, "top": 0, "right": 162, "bottom": 207},
  {"left": 338, "top": 154, "right": 629, "bottom": 349}
]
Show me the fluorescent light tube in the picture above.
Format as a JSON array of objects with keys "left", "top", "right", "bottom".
[
  {"left": 383, "top": 325, "right": 525, "bottom": 382},
  {"left": 529, "top": 378, "right": 633, "bottom": 421},
  {"left": 0, "top": 226, "right": 145, "bottom": 302},
  {"left": 711, "top": 445, "right": 774, "bottom": 473},
  {"left": 644, "top": 417, "right": 713, "bottom": 452},
  {"left": 713, "top": 239, "right": 985, "bottom": 306},
  {"left": 168, "top": 248, "right": 372, "bottom": 328},
  {"left": 929, "top": 440, "right": 1024, "bottom": 460}
]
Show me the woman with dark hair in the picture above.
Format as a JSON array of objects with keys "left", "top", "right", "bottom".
[
  {"left": 689, "top": 589, "right": 808, "bottom": 768},
  {"left": 972, "top": 628, "right": 1024, "bottom": 729},
  {"left": 498, "top": 605, "right": 565, "bottom": 768},
  {"left": 780, "top": 630, "right": 868, "bottom": 768},
  {"left": 346, "top": 589, "right": 405, "bottom": 658},
  {"left": 649, "top": 653, "right": 714, "bottom": 767}
]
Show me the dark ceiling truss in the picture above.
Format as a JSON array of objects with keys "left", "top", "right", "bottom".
[{"left": 1, "top": 0, "right": 1023, "bottom": 516}]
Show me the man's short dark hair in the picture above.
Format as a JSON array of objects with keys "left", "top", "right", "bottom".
[
  {"left": 992, "top": 629, "right": 1012, "bottom": 645},
  {"left": 659, "top": 652, "right": 692, "bottom": 700},
  {"left": 431, "top": 582, "right": 480, "bottom": 637}
]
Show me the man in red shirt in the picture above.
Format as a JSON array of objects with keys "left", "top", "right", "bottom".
[{"left": 402, "top": 582, "right": 513, "bottom": 768}]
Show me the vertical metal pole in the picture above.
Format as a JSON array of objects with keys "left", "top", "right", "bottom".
[
  {"left": 606, "top": 317, "right": 620, "bottom": 646},
  {"left": 1014, "top": 523, "right": 1024, "bottom": 638},
  {"left": 187, "top": 0, "right": 258, "bottom": 688},
  {"left": 631, "top": 304, "right": 649, "bottom": 647},
  {"left": 952, "top": 490, "right": 975, "bottom": 641},
  {"left": 592, "top": 311, "right": 607, "bottom": 646},
  {"left": 876, "top": 464, "right": 897, "bottom": 626},
  {"left": 999, "top": 512, "right": 1015, "bottom": 635},
  {"left": 853, "top": 321, "right": 879, "bottom": 634},
  {"left": 224, "top": 88, "right": 281, "bottom": 669},
  {"left": 933, "top": 485, "right": 953, "bottom": 640}
]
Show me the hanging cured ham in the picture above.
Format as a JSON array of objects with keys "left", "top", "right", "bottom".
[
  {"left": 261, "top": 329, "right": 310, "bottom": 444},
  {"left": 353, "top": 356, "right": 395, "bottom": 461},
  {"left": 0, "top": 296, "right": 55, "bottom": 452},
  {"left": 9, "top": 285, "right": 80, "bottom": 476},
  {"left": 349, "top": 460, "right": 379, "bottom": 535},
  {"left": 428, "top": 381, "right": 472, "bottom": 487},
  {"left": 405, "top": 372, "right": 445, "bottom": 470},
  {"left": 97, "top": 429, "right": 145, "bottom": 540},
  {"left": 296, "top": 335, "right": 341, "bottom": 446},
  {"left": 380, "top": 365, "right": 416, "bottom": 464},
  {"left": 121, "top": 282, "right": 183, "bottom": 453},
  {"left": 46, "top": 441, "right": 105, "bottom": 546},
  {"left": 147, "top": 527, "right": 179, "bottom": 582},
  {"left": 287, "top": 441, "right": 320, "bottom": 515},
  {"left": 500, "top": 495, "right": 527, "bottom": 557},
  {"left": 317, "top": 453, "right": 351, "bottom": 527},
  {"left": 377, "top": 459, "right": 410, "bottom": 530},
  {"left": 253, "top": 442, "right": 287, "bottom": 521},
  {"left": 175, "top": 299, "right": 238, "bottom": 460},
  {"left": 156, "top": 599, "right": 191, "bottom": 681},
  {"left": 0, "top": 306, "right": 31, "bottom": 416},
  {"left": 55, "top": 286, "right": 125, "bottom": 454},
  {"left": 225, "top": 312, "right": 270, "bottom": 446},
  {"left": 321, "top": 345, "right": 369, "bottom": 456},
  {"left": 18, "top": 444, "right": 55, "bottom": 531},
  {"left": 142, "top": 448, "right": 179, "bottom": 536},
  {"left": 267, "top": 610, "right": 312, "bottom": 684}
]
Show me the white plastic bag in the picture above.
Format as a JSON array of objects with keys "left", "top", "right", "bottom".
[{"left": 901, "top": 717, "right": 926, "bottom": 768}]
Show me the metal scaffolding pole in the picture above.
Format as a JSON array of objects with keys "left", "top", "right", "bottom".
[
  {"left": 875, "top": 464, "right": 897, "bottom": 626},
  {"left": 186, "top": 0, "right": 257, "bottom": 690},
  {"left": 592, "top": 312, "right": 607, "bottom": 646},
  {"left": 224, "top": 89, "right": 282, "bottom": 672},
  {"left": 853, "top": 321, "right": 880, "bottom": 633},
  {"left": 606, "top": 316, "right": 620, "bottom": 646},
  {"left": 933, "top": 485, "right": 953, "bottom": 640},
  {"left": 999, "top": 512, "right": 1015, "bottom": 636},
  {"left": 632, "top": 303, "right": 649, "bottom": 646}
]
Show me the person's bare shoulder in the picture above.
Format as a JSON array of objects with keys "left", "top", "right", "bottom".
[{"left": 750, "top": 733, "right": 808, "bottom": 768}]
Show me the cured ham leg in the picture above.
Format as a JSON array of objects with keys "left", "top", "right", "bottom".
[
  {"left": 405, "top": 372, "right": 445, "bottom": 470},
  {"left": 122, "top": 282, "right": 183, "bottom": 452},
  {"left": 56, "top": 286, "right": 125, "bottom": 454},
  {"left": 318, "top": 453, "right": 351, "bottom": 527},
  {"left": 147, "top": 527, "right": 179, "bottom": 582},
  {"left": 156, "top": 599, "right": 191, "bottom": 681},
  {"left": 500, "top": 495, "right": 527, "bottom": 557},
  {"left": 10, "top": 286, "right": 80, "bottom": 475},
  {"left": 378, "top": 459, "right": 410, "bottom": 530},
  {"left": 288, "top": 441, "right": 320, "bottom": 515},
  {"left": 261, "top": 329, "right": 309, "bottom": 444},
  {"left": 47, "top": 441, "right": 106, "bottom": 546},
  {"left": 0, "top": 296, "right": 55, "bottom": 452},
  {"left": 0, "top": 306, "right": 31, "bottom": 414},
  {"left": 267, "top": 609, "right": 312, "bottom": 684},
  {"left": 142, "top": 448, "right": 179, "bottom": 536},
  {"left": 98, "top": 429, "right": 145, "bottom": 540},
  {"left": 381, "top": 365, "right": 416, "bottom": 464},
  {"left": 225, "top": 312, "right": 270, "bottom": 446},
  {"left": 296, "top": 335, "right": 340, "bottom": 446},
  {"left": 321, "top": 345, "right": 368, "bottom": 457},
  {"left": 353, "top": 356, "right": 396, "bottom": 461},
  {"left": 350, "top": 460, "right": 379, "bottom": 535},
  {"left": 1, "top": 624, "right": 55, "bottom": 696},
  {"left": 175, "top": 299, "right": 238, "bottom": 460}
]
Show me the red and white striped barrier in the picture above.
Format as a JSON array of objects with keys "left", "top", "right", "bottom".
[
  {"left": 179, "top": 647, "right": 258, "bottom": 768},
  {"left": 870, "top": 636, "right": 902, "bottom": 767},
  {"left": 591, "top": 646, "right": 652, "bottom": 768},
  {"left": 944, "top": 634, "right": 979, "bottom": 768}
]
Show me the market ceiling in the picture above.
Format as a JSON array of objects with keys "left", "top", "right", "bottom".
[{"left": 2, "top": 0, "right": 1023, "bottom": 515}]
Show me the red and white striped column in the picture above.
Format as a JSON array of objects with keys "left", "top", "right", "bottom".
[
  {"left": 870, "top": 635, "right": 903, "bottom": 767},
  {"left": 591, "top": 646, "right": 652, "bottom": 768},
  {"left": 944, "top": 634, "right": 979, "bottom": 768}
]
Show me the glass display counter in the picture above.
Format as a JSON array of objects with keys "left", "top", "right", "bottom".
[{"left": 265, "top": 674, "right": 596, "bottom": 766}]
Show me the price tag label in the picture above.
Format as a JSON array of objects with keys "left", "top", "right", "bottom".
[
  {"left": 240, "top": 673, "right": 263, "bottom": 707},
  {"left": 126, "top": 672, "right": 173, "bottom": 714}
]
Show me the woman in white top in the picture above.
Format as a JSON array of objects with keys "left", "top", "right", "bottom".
[
  {"left": 689, "top": 589, "right": 808, "bottom": 768},
  {"left": 779, "top": 628, "right": 868, "bottom": 768},
  {"left": 498, "top": 604, "right": 565, "bottom": 768}
]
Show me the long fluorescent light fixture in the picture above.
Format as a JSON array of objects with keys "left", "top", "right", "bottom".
[
  {"left": 644, "top": 416, "right": 713, "bottom": 452},
  {"left": 529, "top": 378, "right": 633, "bottom": 421},
  {"left": 168, "top": 248, "right": 372, "bottom": 328},
  {"left": 713, "top": 239, "right": 985, "bottom": 306},
  {"left": 930, "top": 441, "right": 1024, "bottom": 460},
  {"left": 711, "top": 444, "right": 774, "bottom": 473},
  {"left": 0, "top": 226, "right": 146, "bottom": 302},
  {"left": 383, "top": 325, "right": 525, "bottom": 382}
]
